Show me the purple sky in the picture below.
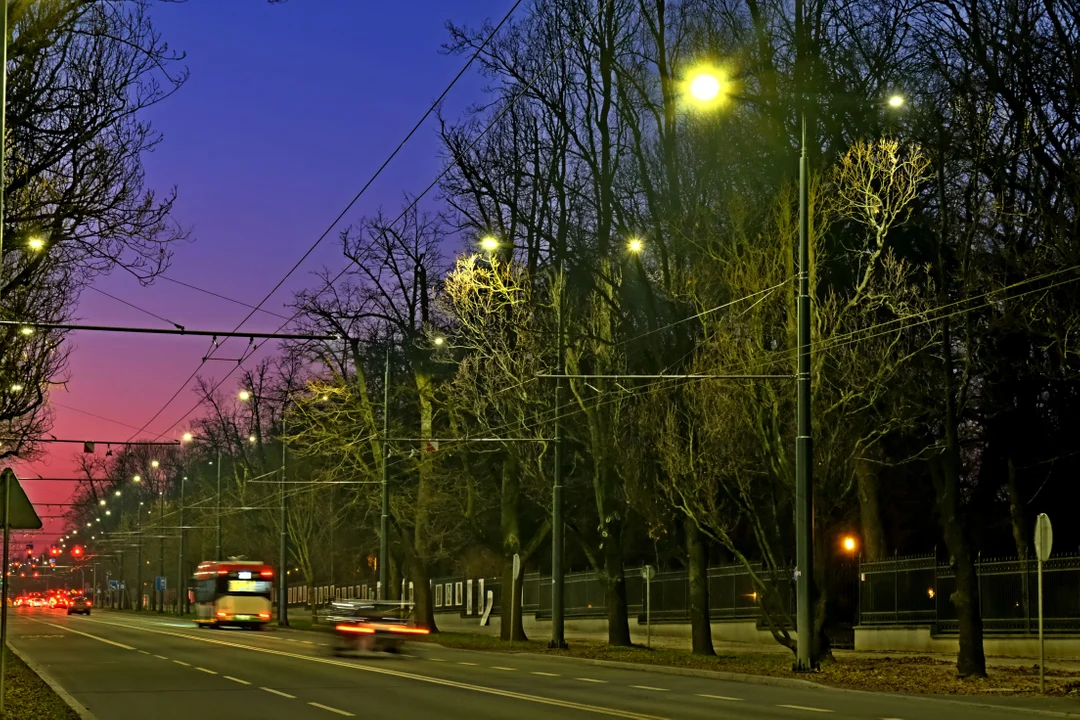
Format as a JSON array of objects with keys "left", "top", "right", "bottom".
[{"left": 17, "top": 0, "right": 509, "bottom": 543}]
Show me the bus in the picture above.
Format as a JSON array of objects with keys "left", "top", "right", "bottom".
[{"left": 192, "top": 561, "right": 274, "bottom": 629}]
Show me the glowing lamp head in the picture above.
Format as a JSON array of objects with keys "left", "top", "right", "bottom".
[
  {"left": 248, "top": 435, "right": 257, "bottom": 444},
  {"left": 10, "top": 383, "right": 23, "bottom": 392},
  {"left": 842, "top": 536, "right": 857, "bottom": 553},
  {"left": 433, "top": 336, "right": 445, "bottom": 346},
  {"left": 627, "top": 238, "right": 644, "bottom": 253},
  {"left": 19, "top": 327, "right": 34, "bottom": 336},
  {"left": 479, "top": 235, "right": 499, "bottom": 253},
  {"left": 98, "top": 499, "right": 106, "bottom": 506},
  {"left": 887, "top": 94, "right": 905, "bottom": 108},
  {"left": 133, "top": 474, "right": 141, "bottom": 483},
  {"left": 114, "top": 490, "right": 121, "bottom": 496},
  {"left": 151, "top": 460, "right": 159, "bottom": 468},
  {"left": 27, "top": 236, "right": 45, "bottom": 251},
  {"left": 182, "top": 432, "right": 193, "bottom": 443},
  {"left": 689, "top": 72, "right": 722, "bottom": 102},
  {"left": 238, "top": 390, "right": 252, "bottom": 402}
]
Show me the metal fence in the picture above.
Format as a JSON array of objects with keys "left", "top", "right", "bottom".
[
  {"left": 433, "top": 563, "right": 790, "bottom": 623},
  {"left": 858, "top": 552, "right": 1080, "bottom": 633}
]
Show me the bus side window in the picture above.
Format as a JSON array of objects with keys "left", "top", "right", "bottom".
[{"left": 195, "top": 579, "right": 215, "bottom": 603}]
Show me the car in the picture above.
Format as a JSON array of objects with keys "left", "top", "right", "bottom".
[
  {"left": 327, "top": 600, "right": 429, "bottom": 655},
  {"left": 66, "top": 595, "right": 91, "bottom": 616}
]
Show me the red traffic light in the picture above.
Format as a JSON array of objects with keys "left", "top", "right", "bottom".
[
  {"left": 49, "top": 546, "right": 61, "bottom": 557},
  {"left": 71, "top": 545, "right": 84, "bottom": 558}
]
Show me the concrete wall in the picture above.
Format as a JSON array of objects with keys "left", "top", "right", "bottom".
[
  {"left": 433, "top": 612, "right": 782, "bottom": 650},
  {"left": 854, "top": 625, "right": 1080, "bottom": 660}
]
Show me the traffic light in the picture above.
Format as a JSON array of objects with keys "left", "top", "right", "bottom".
[
  {"left": 49, "top": 546, "right": 61, "bottom": 557},
  {"left": 71, "top": 545, "right": 84, "bottom": 558}
]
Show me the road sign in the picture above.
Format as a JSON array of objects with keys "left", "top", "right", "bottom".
[
  {"left": 108, "top": 580, "right": 119, "bottom": 591},
  {"left": 154, "top": 576, "right": 167, "bottom": 592},
  {"left": 1035, "top": 513, "right": 1052, "bottom": 693},
  {"left": 641, "top": 565, "right": 656, "bottom": 581},
  {"left": 1035, "top": 513, "right": 1053, "bottom": 562}
]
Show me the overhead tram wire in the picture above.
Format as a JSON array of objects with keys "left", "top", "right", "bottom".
[
  {"left": 87, "top": 286, "right": 187, "bottom": 330},
  {"left": 124, "top": 0, "right": 526, "bottom": 444},
  {"left": 143, "top": 0, "right": 615, "bottom": 442}
]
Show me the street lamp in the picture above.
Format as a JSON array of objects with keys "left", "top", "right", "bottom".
[
  {"left": 182, "top": 432, "right": 193, "bottom": 443},
  {"left": 27, "top": 236, "right": 44, "bottom": 251},
  {"left": 842, "top": 536, "right": 857, "bottom": 553},
  {"left": 479, "top": 235, "right": 499, "bottom": 253},
  {"left": 9, "top": 383, "right": 22, "bottom": 392},
  {"left": 887, "top": 94, "right": 905, "bottom": 108},
  {"left": 150, "top": 460, "right": 159, "bottom": 469},
  {"left": 238, "top": 390, "right": 251, "bottom": 402},
  {"left": 627, "top": 238, "right": 644, "bottom": 254},
  {"left": 133, "top": 474, "right": 141, "bottom": 483},
  {"left": 689, "top": 73, "right": 721, "bottom": 102}
]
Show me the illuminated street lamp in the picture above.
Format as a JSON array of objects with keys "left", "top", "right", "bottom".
[
  {"left": 479, "top": 235, "right": 499, "bottom": 253},
  {"left": 133, "top": 474, "right": 141, "bottom": 483},
  {"left": 248, "top": 435, "right": 256, "bottom": 444},
  {"left": 150, "top": 460, "right": 159, "bottom": 469},
  {"left": 433, "top": 336, "right": 445, "bottom": 346},
  {"left": 98, "top": 499, "right": 106, "bottom": 507},
  {"left": 842, "top": 536, "right": 857, "bottom": 553},
  {"left": 888, "top": 94, "right": 905, "bottom": 108},
  {"left": 9, "top": 383, "right": 23, "bottom": 392},
  {"left": 27, "top": 236, "right": 45, "bottom": 251},
  {"left": 238, "top": 390, "right": 251, "bottom": 402},
  {"left": 627, "top": 238, "right": 644, "bottom": 254},
  {"left": 182, "top": 432, "right": 193, "bottom": 443},
  {"left": 689, "top": 72, "right": 721, "bottom": 102}
]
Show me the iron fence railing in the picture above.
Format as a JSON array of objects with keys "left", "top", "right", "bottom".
[{"left": 858, "top": 552, "right": 1080, "bottom": 633}]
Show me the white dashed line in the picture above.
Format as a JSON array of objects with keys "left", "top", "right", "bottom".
[
  {"left": 196, "top": 667, "right": 217, "bottom": 675},
  {"left": 260, "top": 687, "right": 296, "bottom": 699},
  {"left": 629, "top": 685, "right": 667, "bottom": 691},
  {"left": 576, "top": 677, "right": 607, "bottom": 684},
  {"left": 429, "top": 658, "right": 447, "bottom": 662},
  {"left": 173, "top": 660, "right": 191, "bottom": 667},
  {"left": 224, "top": 676, "right": 251, "bottom": 685},
  {"left": 457, "top": 662, "right": 478, "bottom": 666},
  {"left": 309, "top": 702, "right": 355, "bottom": 716},
  {"left": 531, "top": 671, "right": 559, "bottom": 677},
  {"left": 698, "top": 694, "right": 742, "bottom": 701},
  {"left": 138, "top": 650, "right": 150, "bottom": 655},
  {"left": 153, "top": 654, "right": 168, "bottom": 660},
  {"left": 491, "top": 666, "right": 516, "bottom": 671},
  {"left": 777, "top": 705, "right": 834, "bottom": 713},
  {"left": 301, "top": 640, "right": 314, "bottom": 644}
]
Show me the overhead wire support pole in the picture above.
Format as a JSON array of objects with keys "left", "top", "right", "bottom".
[
  {"left": 215, "top": 450, "right": 222, "bottom": 561},
  {"left": 0, "top": 320, "right": 341, "bottom": 341},
  {"left": 535, "top": 374, "right": 793, "bottom": 380},
  {"left": 549, "top": 260, "right": 567, "bottom": 650},
  {"left": 795, "top": 109, "right": 815, "bottom": 672},
  {"left": 379, "top": 348, "right": 390, "bottom": 601},
  {"left": 279, "top": 405, "right": 289, "bottom": 627}
]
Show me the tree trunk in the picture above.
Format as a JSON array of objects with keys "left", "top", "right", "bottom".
[
  {"left": 1006, "top": 456, "right": 1032, "bottom": 629},
  {"left": 686, "top": 518, "right": 715, "bottom": 655},
  {"left": 411, "top": 561, "right": 438, "bottom": 633},
  {"left": 603, "top": 530, "right": 632, "bottom": 646},
  {"left": 930, "top": 332, "right": 987, "bottom": 677},
  {"left": 856, "top": 454, "right": 887, "bottom": 561}
]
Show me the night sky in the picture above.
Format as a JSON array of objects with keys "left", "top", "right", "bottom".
[{"left": 15, "top": 0, "right": 509, "bottom": 543}]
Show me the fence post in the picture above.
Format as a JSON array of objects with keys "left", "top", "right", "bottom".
[
  {"left": 933, "top": 546, "right": 938, "bottom": 627},
  {"left": 977, "top": 552, "right": 983, "bottom": 623},
  {"left": 894, "top": 550, "right": 899, "bottom": 625},
  {"left": 1026, "top": 548, "right": 1032, "bottom": 634},
  {"left": 856, "top": 553, "right": 862, "bottom": 627}
]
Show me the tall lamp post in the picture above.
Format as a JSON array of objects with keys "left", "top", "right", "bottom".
[
  {"left": 684, "top": 69, "right": 904, "bottom": 671},
  {"left": 239, "top": 389, "right": 290, "bottom": 626},
  {"left": 182, "top": 433, "right": 225, "bottom": 561}
]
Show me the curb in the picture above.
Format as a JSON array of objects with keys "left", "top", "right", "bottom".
[{"left": 6, "top": 643, "right": 98, "bottom": 720}]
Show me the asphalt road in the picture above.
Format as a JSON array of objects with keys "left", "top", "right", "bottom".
[{"left": 5, "top": 608, "right": 1074, "bottom": 720}]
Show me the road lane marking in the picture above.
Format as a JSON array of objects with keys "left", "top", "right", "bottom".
[
  {"left": 531, "top": 671, "right": 559, "bottom": 677},
  {"left": 309, "top": 702, "right": 355, "bottom": 717},
  {"left": 224, "top": 676, "right": 251, "bottom": 685},
  {"left": 196, "top": 667, "right": 217, "bottom": 675},
  {"left": 491, "top": 666, "right": 516, "bottom": 671},
  {"left": 629, "top": 686, "right": 667, "bottom": 691},
  {"left": 777, "top": 705, "right": 834, "bottom": 713},
  {"left": 154, "top": 654, "right": 168, "bottom": 660},
  {"left": 261, "top": 687, "right": 297, "bottom": 699},
  {"left": 173, "top": 660, "right": 191, "bottom": 667},
  {"left": 80, "top": 618, "right": 664, "bottom": 720},
  {"left": 138, "top": 650, "right": 150, "bottom": 655},
  {"left": 457, "top": 661, "right": 478, "bottom": 666},
  {"left": 301, "top": 640, "right": 314, "bottom": 644},
  {"left": 429, "top": 658, "right": 446, "bottom": 662},
  {"left": 698, "top": 694, "right": 742, "bottom": 701},
  {"left": 577, "top": 677, "right": 607, "bottom": 683},
  {"left": 35, "top": 620, "right": 135, "bottom": 650}
]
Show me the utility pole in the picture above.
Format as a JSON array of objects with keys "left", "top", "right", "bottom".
[
  {"left": 795, "top": 111, "right": 815, "bottom": 672},
  {"left": 118, "top": 491, "right": 125, "bottom": 608},
  {"left": 379, "top": 348, "right": 390, "bottom": 600},
  {"left": 278, "top": 407, "right": 288, "bottom": 626},
  {"left": 158, "top": 492, "right": 164, "bottom": 613},
  {"left": 136, "top": 503, "right": 143, "bottom": 610},
  {"left": 215, "top": 450, "right": 222, "bottom": 561},
  {"left": 549, "top": 263, "right": 567, "bottom": 649},
  {"left": 177, "top": 475, "right": 185, "bottom": 616},
  {"left": 0, "top": 0, "right": 7, "bottom": 272}
]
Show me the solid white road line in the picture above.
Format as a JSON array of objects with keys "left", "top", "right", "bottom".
[
  {"left": 260, "top": 687, "right": 297, "bottom": 699},
  {"left": 224, "top": 676, "right": 251, "bottom": 685},
  {"left": 308, "top": 702, "right": 355, "bottom": 717},
  {"left": 777, "top": 705, "right": 834, "bottom": 713},
  {"left": 37, "top": 621, "right": 135, "bottom": 650}
]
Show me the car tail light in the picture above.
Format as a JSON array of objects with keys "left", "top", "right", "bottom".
[
  {"left": 216, "top": 611, "right": 229, "bottom": 618},
  {"left": 258, "top": 612, "right": 271, "bottom": 619},
  {"left": 260, "top": 571, "right": 273, "bottom": 578},
  {"left": 336, "top": 624, "right": 375, "bottom": 634},
  {"left": 371, "top": 623, "right": 430, "bottom": 635},
  {"left": 85, "top": 601, "right": 92, "bottom": 607}
]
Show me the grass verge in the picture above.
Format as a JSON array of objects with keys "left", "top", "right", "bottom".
[
  {"left": 1, "top": 647, "right": 79, "bottom": 720},
  {"left": 410, "top": 632, "right": 1080, "bottom": 697}
]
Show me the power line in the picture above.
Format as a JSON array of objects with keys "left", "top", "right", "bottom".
[
  {"left": 158, "top": 275, "right": 291, "bottom": 321},
  {"left": 125, "top": 0, "right": 526, "bottom": 444},
  {"left": 0, "top": 320, "right": 339, "bottom": 341},
  {"left": 86, "top": 286, "right": 186, "bottom": 330}
]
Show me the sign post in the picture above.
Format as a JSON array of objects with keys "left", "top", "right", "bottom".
[
  {"left": 0, "top": 469, "right": 43, "bottom": 715},
  {"left": 510, "top": 553, "right": 520, "bottom": 648},
  {"left": 641, "top": 565, "right": 655, "bottom": 648},
  {"left": 1035, "top": 513, "right": 1053, "bottom": 694}
]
